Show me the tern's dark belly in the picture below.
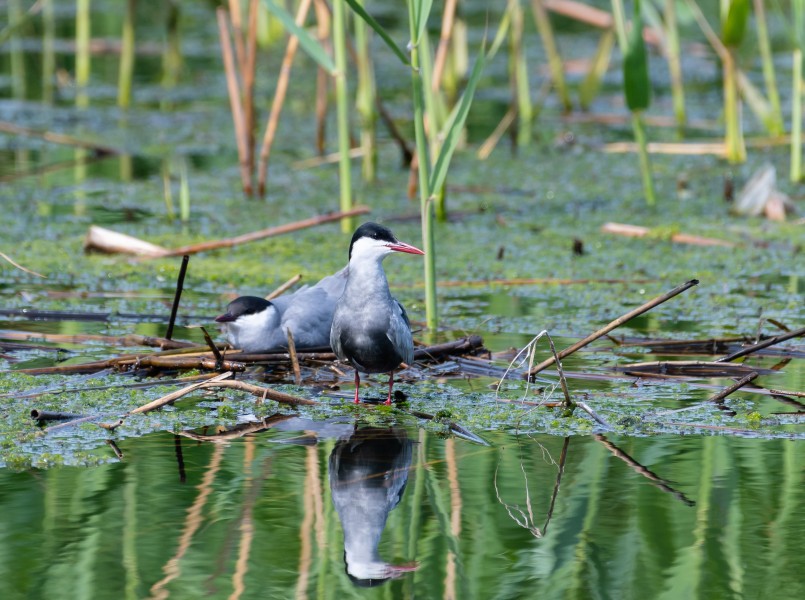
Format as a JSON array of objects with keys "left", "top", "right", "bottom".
[{"left": 341, "top": 330, "right": 403, "bottom": 373}]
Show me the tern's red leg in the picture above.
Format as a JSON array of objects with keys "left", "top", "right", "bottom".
[
  {"left": 385, "top": 370, "right": 394, "bottom": 405},
  {"left": 353, "top": 370, "right": 361, "bottom": 404}
]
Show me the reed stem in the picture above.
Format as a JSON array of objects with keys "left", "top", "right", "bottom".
[
  {"left": 510, "top": 0, "right": 532, "bottom": 147},
  {"left": 664, "top": 0, "right": 686, "bottom": 133},
  {"left": 75, "top": 0, "right": 91, "bottom": 107},
  {"left": 752, "top": 0, "right": 783, "bottom": 135},
  {"left": 632, "top": 112, "right": 656, "bottom": 206},
  {"left": 792, "top": 49, "right": 803, "bottom": 182},
  {"left": 118, "top": 0, "right": 136, "bottom": 109},
  {"left": 42, "top": 0, "right": 55, "bottom": 103},
  {"left": 8, "top": 0, "right": 26, "bottom": 100},
  {"left": 355, "top": 0, "right": 377, "bottom": 182},
  {"left": 409, "top": 0, "right": 438, "bottom": 331},
  {"left": 333, "top": 0, "right": 354, "bottom": 233},
  {"left": 723, "top": 50, "right": 746, "bottom": 163},
  {"left": 530, "top": 0, "right": 571, "bottom": 112}
]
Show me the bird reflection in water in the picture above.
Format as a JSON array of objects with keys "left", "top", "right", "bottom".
[{"left": 329, "top": 426, "right": 418, "bottom": 586}]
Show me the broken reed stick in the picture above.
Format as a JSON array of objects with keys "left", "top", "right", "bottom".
[
  {"left": 266, "top": 273, "right": 302, "bottom": 300},
  {"left": 244, "top": 0, "right": 258, "bottom": 177},
  {"left": 313, "top": 0, "right": 331, "bottom": 156},
  {"left": 601, "top": 222, "right": 735, "bottom": 247},
  {"left": 0, "top": 251, "right": 45, "bottom": 278},
  {"left": 195, "top": 379, "right": 316, "bottom": 406},
  {"left": 716, "top": 326, "right": 805, "bottom": 363},
  {"left": 153, "top": 206, "right": 371, "bottom": 258},
  {"left": 0, "top": 330, "right": 194, "bottom": 350},
  {"left": 165, "top": 255, "right": 189, "bottom": 340},
  {"left": 707, "top": 371, "right": 759, "bottom": 404},
  {"left": 128, "top": 371, "right": 234, "bottom": 415},
  {"left": 286, "top": 330, "right": 302, "bottom": 385},
  {"left": 200, "top": 326, "right": 224, "bottom": 363},
  {"left": 575, "top": 400, "right": 611, "bottom": 428},
  {"left": 217, "top": 7, "right": 252, "bottom": 195},
  {"left": 546, "top": 333, "right": 574, "bottom": 409},
  {"left": 526, "top": 279, "right": 699, "bottom": 379},
  {"left": 31, "top": 409, "right": 84, "bottom": 422},
  {"left": 257, "top": 0, "right": 314, "bottom": 197},
  {"left": 106, "top": 439, "right": 124, "bottom": 459},
  {"left": 0, "top": 120, "right": 118, "bottom": 155},
  {"left": 84, "top": 225, "right": 170, "bottom": 257}
]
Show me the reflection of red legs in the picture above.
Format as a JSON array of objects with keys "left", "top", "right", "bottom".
[
  {"left": 385, "top": 371, "right": 394, "bottom": 405},
  {"left": 353, "top": 370, "right": 361, "bottom": 404}
]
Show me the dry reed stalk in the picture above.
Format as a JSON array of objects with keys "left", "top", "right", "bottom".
[
  {"left": 152, "top": 206, "right": 370, "bottom": 258},
  {"left": 84, "top": 225, "right": 169, "bottom": 256},
  {"left": 256, "top": 0, "right": 314, "bottom": 196},
  {"left": 432, "top": 0, "right": 458, "bottom": 92},
  {"left": 601, "top": 222, "right": 735, "bottom": 247},
  {"left": 217, "top": 7, "right": 252, "bottom": 195},
  {"left": 0, "top": 120, "right": 118, "bottom": 154},
  {"left": 0, "top": 251, "right": 45, "bottom": 278},
  {"left": 603, "top": 140, "right": 727, "bottom": 156},
  {"left": 128, "top": 371, "right": 234, "bottom": 415},
  {"left": 291, "top": 147, "right": 363, "bottom": 169},
  {"left": 244, "top": 0, "right": 259, "bottom": 177},
  {"left": 266, "top": 273, "right": 302, "bottom": 299},
  {"left": 286, "top": 329, "right": 302, "bottom": 385},
  {"left": 313, "top": 0, "right": 331, "bottom": 156},
  {"left": 525, "top": 279, "right": 699, "bottom": 378},
  {"left": 228, "top": 0, "right": 248, "bottom": 76},
  {"left": 477, "top": 106, "right": 517, "bottom": 159},
  {"left": 707, "top": 371, "right": 759, "bottom": 404}
]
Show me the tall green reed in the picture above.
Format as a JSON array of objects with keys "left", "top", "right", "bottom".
[
  {"left": 613, "top": 0, "right": 656, "bottom": 205},
  {"left": 791, "top": 0, "right": 803, "bottom": 182},
  {"left": 332, "top": 0, "right": 354, "bottom": 232},
  {"left": 76, "top": 0, "right": 91, "bottom": 107},
  {"left": 118, "top": 0, "right": 136, "bottom": 109}
]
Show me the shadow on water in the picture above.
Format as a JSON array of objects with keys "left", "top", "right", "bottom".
[{"left": 1, "top": 411, "right": 803, "bottom": 598}]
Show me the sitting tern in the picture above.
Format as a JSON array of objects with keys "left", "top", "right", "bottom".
[{"left": 215, "top": 267, "right": 347, "bottom": 352}]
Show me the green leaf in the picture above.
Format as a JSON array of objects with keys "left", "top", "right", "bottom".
[
  {"left": 261, "top": 0, "right": 336, "bottom": 74},
  {"left": 413, "top": 0, "right": 434, "bottom": 47},
  {"left": 623, "top": 0, "right": 650, "bottom": 112},
  {"left": 428, "top": 45, "right": 486, "bottom": 195},
  {"left": 721, "top": 0, "right": 750, "bottom": 47},
  {"left": 344, "top": 0, "right": 410, "bottom": 66}
]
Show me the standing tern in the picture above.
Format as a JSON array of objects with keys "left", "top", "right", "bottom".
[
  {"left": 330, "top": 222, "right": 424, "bottom": 405},
  {"left": 215, "top": 267, "right": 347, "bottom": 352}
]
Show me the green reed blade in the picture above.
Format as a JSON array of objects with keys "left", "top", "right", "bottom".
[
  {"left": 344, "top": 0, "right": 410, "bottom": 65},
  {"left": 262, "top": 0, "right": 335, "bottom": 74},
  {"left": 428, "top": 45, "right": 486, "bottom": 196},
  {"left": 721, "top": 0, "right": 750, "bottom": 47},
  {"left": 623, "top": 0, "right": 650, "bottom": 112}
]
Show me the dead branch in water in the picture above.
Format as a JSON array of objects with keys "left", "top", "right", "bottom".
[
  {"left": 266, "top": 274, "right": 303, "bottom": 300},
  {"left": 166, "top": 255, "right": 190, "bottom": 340},
  {"left": 707, "top": 371, "right": 759, "bottom": 404},
  {"left": 716, "top": 326, "right": 805, "bottom": 363},
  {"left": 526, "top": 279, "right": 699, "bottom": 379},
  {"left": 616, "top": 361, "right": 772, "bottom": 378}
]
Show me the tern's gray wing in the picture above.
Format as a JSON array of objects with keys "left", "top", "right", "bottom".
[
  {"left": 281, "top": 286, "right": 340, "bottom": 348},
  {"left": 387, "top": 298, "right": 414, "bottom": 366},
  {"left": 311, "top": 266, "right": 348, "bottom": 299}
]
